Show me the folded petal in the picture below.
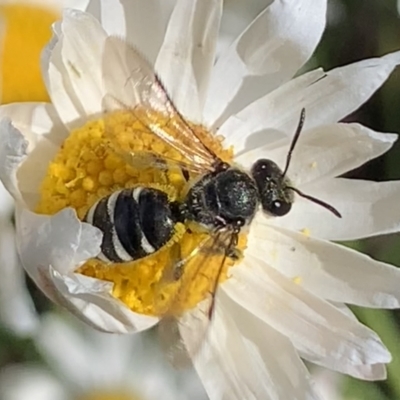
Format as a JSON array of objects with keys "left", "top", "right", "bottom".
[
  {"left": 50, "top": 270, "right": 158, "bottom": 333},
  {"left": 16, "top": 207, "right": 102, "bottom": 277},
  {"left": 249, "top": 223, "right": 400, "bottom": 309},
  {"left": 204, "top": 0, "right": 327, "bottom": 128},
  {"left": 268, "top": 178, "right": 400, "bottom": 241},
  {"left": 222, "top": 51, "right": 400, "bottom": 145},
  {"left": 16, "top": 207, "right": 157, "bottom": 333},
  {"left": 0, "top": 102, "right": 68, "bottom": 146},
  {"left": 182, "top": 292, "right": 320, "bottom": 400},
  {"left": 0, "top": 103, "right": 67, "bottom": 208},
  {"left": 236, "top": 123, "right": 397, "bottom": 186},
  {"left": 224, "top": 257, "right": 391, "bottom": 378},
  {"left": 155, "top": 0, "right": 222, "bottom": 121},
  {"left": 0, "top": 119, "right": 29, "bottom": 204}
]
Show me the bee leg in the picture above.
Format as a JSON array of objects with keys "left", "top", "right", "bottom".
[
  {"left": 227, "top": 247, "right": 242, "bottom": 261},
  {"left": 170, "top": 243, "right": 184, "bottom": 281},
  {"left": 227, "top": 232, "right": 241, "bottom": 261}
]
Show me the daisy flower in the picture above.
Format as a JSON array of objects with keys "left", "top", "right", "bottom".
[
  {"left": 0, "top": 0, "right": 89, "bottom": 335},
  {"left": 0, "top": 314, "right": 207, "bottom": 400},
  {"left": 1, "top": 0, "right": 400, "bottom": 398}
]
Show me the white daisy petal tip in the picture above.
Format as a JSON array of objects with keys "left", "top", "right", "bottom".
[{"left": 383, "top": 50, "right": 400, "bottom": 66}]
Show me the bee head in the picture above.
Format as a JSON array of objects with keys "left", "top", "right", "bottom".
[
  {"left": 250, "top": 108, "right": 342, "bottom": 219},
  {"left": 251, "top": 159, "right": 293, "bottom": 217}
]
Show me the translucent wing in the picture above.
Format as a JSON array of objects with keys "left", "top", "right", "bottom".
[
  {"left": 102, "top": 36, "right": 219, "bottom": 172},
  {"left": 113, "top": 149, "right": 203, "bottom": 177},
  {"left": 156, "top": 229, "right": 235, "bottom": 367}
]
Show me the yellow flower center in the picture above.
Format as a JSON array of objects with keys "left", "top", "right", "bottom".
[
  {"left": 0, "top": 3, "right": 59, "bottom": 103},
  {"left": 77, "top": 390, "right": 141, "bottom": 400},
  {"left": 36, "top": 109, "right": 246, "bottom": 316}
]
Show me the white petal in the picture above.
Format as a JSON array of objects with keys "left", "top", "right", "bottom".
[
  {"left": 223, "top": 51, "right": 400, "bottom": 145},
  {"left": 204, "top": 0, "right": 327, "bottom": 128},
  {"left": 0, "top": 103, "right": 68, "bottom": 208},
  {"left": 330, "top": 363, "right": 387, "bottom": 381},
  {"left": 249, "top": 223, "right": 400, "bottom": 309},
  {"left": 0, "top": 219, "right": 39, "bottom": 336},
  {"left": 16, "top": 206, "right": 158, "bottom": 333},
  {"left": 51, "top": 270, "right": 158, "bottom": 333},
  {"left": 60, "top": 10, "right": 106, "bottom": 115},
  {"left": 0, "top": 119, "right": 29, "bottom": 204},
  {"left": 91, "top": 0, "right": 126, "bottom": 37},
  {"left": 45, "top": 10, "right": 107, "bottom": 129},
  {"left": 0, "top": 364, "right": 67, "bottom": 400},
  {"left": 222, "top": 69, "right": 325, "bottom": 153},
  {"left": 64, "top": 0, "right": 91, "bottom": 10},
  {"left": 118, "top": 0, "right": 175, "bottom": 64},
  {"left": 0, "top": 181, "right": 13, "bottom": 218},
  {"left": 16, "top": 207, "right": 101, "bottom": 277},
  {"left": 312, "top": 369, "right": 343, "bottom": 400},
  {"left": 224, "top": 257, "right": 391, "bottom": 377},
  {"left": 0, "top": 102, "right": 68, "bottom": 146},
  {"left": 236, "top": 123, "right": 397, "bottom": 186},
  {"left": 155, "top": 0, "right": 222, "bottom": 121},
  {"left": 268, "top": 178, "right": 400, "bottom": 241},
  {"left": 184, "top": 293, "right": 320, "bottom": 400}
]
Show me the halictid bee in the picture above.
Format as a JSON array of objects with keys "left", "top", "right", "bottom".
[{"left": 84, "top": 36, "right": 341, "bottom": 365}]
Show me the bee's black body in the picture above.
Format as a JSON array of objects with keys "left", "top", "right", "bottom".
[
  {"left": 84, "top": 187, "right": 179, "bottom": 263},
  {"left": 84, "top": 165, "right": 270, "bottom": 264},
  {"left": 184, "top": 166, "right": 259, "bottom": 229}
]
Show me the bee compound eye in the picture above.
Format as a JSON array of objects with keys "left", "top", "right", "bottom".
[{"left": 269, "top": 200, "right": 291, "bottom": 217}]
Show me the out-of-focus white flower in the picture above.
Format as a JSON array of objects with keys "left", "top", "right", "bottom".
[
  {"left": 1, "top": 1, "right": 400, "bottom": 399},
  {"left": 0, "top": 214, "right": 38, "bottom": 335},
  {"left": 0, "top": 0, "right": 90, "bottom": 104},
  {"left": 0, "top": 314, "right": 207, "bottom": 400}
]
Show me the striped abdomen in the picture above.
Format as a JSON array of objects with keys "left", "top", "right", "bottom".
[{"left": 84, "top": 187, "right": 177, "bottom": 263}]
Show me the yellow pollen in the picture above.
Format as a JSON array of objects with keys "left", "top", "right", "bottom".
[
  {"left": 310, "top": 161, "right": 317, "bottom": 169},
  {"left": 36, "top": 109, "right": 246, "bottom": 316},
  {"left": 293, "top": 276, "right": 302, "bottom": 285},
  {"left": 300, "top": 228, "right": 311, "bottom": 238},
  {"left": 0, "top": 4, "right": 59, "bottom": 103}
]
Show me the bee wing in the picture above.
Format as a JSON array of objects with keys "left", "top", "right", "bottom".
[
  {"left": 113, "top": 149, "right": 206, "bottom": 176},
  {"left": 102, "top": 36, "right": 218, "bottom": 172},
  {"left": 156, "top": 230, "right": 234, "bottom": 368}
]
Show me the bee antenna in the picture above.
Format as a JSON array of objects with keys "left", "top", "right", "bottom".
[
  {"left": 282, "top": 108, "right": 306, "bottom": 178},
  {"left": 288, "top": 186, "right": 342, "bottom": 218}
]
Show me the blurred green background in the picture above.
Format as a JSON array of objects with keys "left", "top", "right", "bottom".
[{"left": 2, "top": 0, "right": 400, "bottom": 399}]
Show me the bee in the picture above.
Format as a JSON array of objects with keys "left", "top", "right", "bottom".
[{"left": 85, "top": 37, "right": 341, "bottom": 365}]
